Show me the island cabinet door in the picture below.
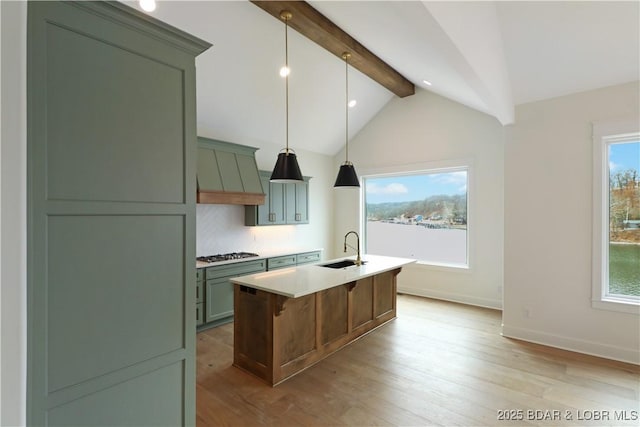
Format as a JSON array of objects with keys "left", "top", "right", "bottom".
[
  {"left": 233, "top": 286, "right": 273, "bottom": 382},
  {"left": 272, "top": 293, "right": 318, "bottom": 381},
  {"left": 351, "top": 277, "right": 375, "bottom": 330},
  {"left": 319, "top": 285, "right": 349, "bottom": 346},
  {"left": 373, "top": 269, "right": 398, "bottom": 318}
]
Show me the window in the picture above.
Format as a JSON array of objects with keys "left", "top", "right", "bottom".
[
  {"left": 592, "top": 120, "right": 640, "bottom": 313},
  {"left": 363, "top": 168, "right": 469, "bottom": 268}
]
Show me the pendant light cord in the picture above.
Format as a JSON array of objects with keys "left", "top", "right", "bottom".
[
  {"left": 345, "top": 54, "right": 349, "bottom": 163},
  {"left": 284, "top": 14, "right": 290, "bottom": 155}
]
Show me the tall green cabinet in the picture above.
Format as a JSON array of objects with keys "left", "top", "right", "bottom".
[{"left": 27, "top": 2, "right": 210, "bottom": 425}]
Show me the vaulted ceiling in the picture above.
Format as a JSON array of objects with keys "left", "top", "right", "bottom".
[{"left": 132, "top": 1, "right": 639, "bottom": 156}]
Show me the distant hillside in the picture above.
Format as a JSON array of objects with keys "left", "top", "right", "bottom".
[{"left": 366, "top": 194, "right": 467, "bottom": 222}]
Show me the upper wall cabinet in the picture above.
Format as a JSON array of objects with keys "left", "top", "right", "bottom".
[
  {"left": 197, "top": 137, "right": 265, "bottom": 205},
  {"left": 245, "top": 171, "right": 310, "bottom": 226}
]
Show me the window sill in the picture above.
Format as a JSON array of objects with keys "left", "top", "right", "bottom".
[{"left": 592, "top": 298, "right": 640, "bottom": 315}]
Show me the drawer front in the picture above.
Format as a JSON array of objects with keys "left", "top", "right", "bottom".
[
  {"left": 205, "top": 259, "right": 266, "bottom": 279},
  {"left": 196, "top": 268, "right": 204, "bottom": 281},
  {"left": 196, "top": 280, "right": 203, "bottom": 303},
  {"left": 196, "top": 302, "right": 204, "bottom": 326},
  {"left": 267, "top": 255, "right": 296, "bottom": 270},
  {"left": 296, "top": 251, "right": 321, "bottom": 265}
]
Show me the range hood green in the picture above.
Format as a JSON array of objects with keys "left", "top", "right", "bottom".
[{"left": 197, "top": 137, "right": 266, "bottom": 206}]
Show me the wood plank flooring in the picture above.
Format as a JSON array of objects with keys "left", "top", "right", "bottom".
[{"left": 196, "top": 295, "right": 640, "bottom": 426}]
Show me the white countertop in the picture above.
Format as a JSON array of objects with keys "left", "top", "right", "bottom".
[{"left": 229, "top": 254, "right": 416, "bottom": 298}]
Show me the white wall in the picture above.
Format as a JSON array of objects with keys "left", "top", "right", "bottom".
[
  {"left": 503, "top": 81, "right": 640, "bottom": 364},
  {"left": 0, "top": 1, "right": 27, "bottom": 425},
  {"left": 334, "top": 89, "right": 505, "bottom": 309},
  {"left": 194, "top": 136, "right": 334, "bottom": 258}
]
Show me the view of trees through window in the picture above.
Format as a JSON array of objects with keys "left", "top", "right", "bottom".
[
  {"left": 608, "top": 140, "right": 640, "bottom": 297},
  {"left": 364, "top": 169, "right": 468, "bottom": 267}
]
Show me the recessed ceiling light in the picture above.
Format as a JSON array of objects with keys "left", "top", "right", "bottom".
[
  {"left": 422, "top": 79, "right": 432, "bottom": 86},
  {"left": 348, "top": 99, "right": 357, "bottom": 108},
  {"left": 279, "top": 66, "right": 290, "bottom": 77},
  {"left": 139, "top": 0, "right": 156, "bottom": 12}
]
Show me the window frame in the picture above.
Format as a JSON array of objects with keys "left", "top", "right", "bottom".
[
  {"left": 592, "top": 119, "right": 640, "bottom": 314},
  {"left": 360, "top": 160, "right": 473, "bottom": 271}
]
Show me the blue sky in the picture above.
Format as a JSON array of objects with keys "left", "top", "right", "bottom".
[
  {"left": 609, "top": 141, "right": 639, "bottom": 174},
  {"left": 365, "top": 171, "right": 467, "bottom": 204}
]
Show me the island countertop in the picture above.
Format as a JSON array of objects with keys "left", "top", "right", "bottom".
[{"left": 229, "top": 254, "right": 416, "bottom": 298}]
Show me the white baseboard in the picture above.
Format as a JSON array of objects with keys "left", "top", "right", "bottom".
[
  {"left": 502, "top": 324, "right": 640, "bottom": 365},
  {"left": 397, "top": 286, "right": 502, "bottom": 310}
]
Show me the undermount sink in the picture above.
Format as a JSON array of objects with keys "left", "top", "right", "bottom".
[{"left": 320, "top": 259, "right": 367, "bottom": 269}]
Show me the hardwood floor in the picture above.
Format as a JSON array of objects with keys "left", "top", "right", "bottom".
[{"left": 196, "top": 295, "right": 640, "bottom": 426}]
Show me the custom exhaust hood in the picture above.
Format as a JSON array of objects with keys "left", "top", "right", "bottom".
[{"left": 197, "top": 137, "right": 266, "bottom": 205}]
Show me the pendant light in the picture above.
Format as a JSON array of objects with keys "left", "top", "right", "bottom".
[
  {"left": 270, "top": 11, "right": 304, "bottom": 183},
  {"left": 334, "top": 52, "right": 360, "bottom": 188}
]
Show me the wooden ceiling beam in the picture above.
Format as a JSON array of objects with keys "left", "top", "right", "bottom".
[{"left": 251, "top": 1, "right": 415, "bottom": 98}]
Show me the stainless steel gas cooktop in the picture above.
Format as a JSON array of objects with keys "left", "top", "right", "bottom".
[{"left": 196, "top": 252, "right": 259, "bottom": 263}]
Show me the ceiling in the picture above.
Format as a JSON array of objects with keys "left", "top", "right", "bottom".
[{"left": 130, "top": 1, "right": 639, "bottom": 156}]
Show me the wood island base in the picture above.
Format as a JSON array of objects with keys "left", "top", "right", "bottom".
[{"left": 233, "top": 268, "right": 402, "bottom": 386}]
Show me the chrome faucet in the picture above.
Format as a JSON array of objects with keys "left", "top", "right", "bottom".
[{"left": 343, "top": 231, "right": 362, "bottom": 266}]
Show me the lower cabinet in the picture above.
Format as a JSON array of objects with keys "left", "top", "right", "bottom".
[
  {"left": 196, "top": 269, "right": 204, "bottom": 326},
  {"left": 296, "top": 251, "right": 321, "bottom": 265},
  {"left": 196, "top": 250, "right": 322, "bottom": 330},
  {"left": 267, "top": 254, "right": 296, "bottom": 270},
  {"left": 205, "top": 277, "right": 234, "bottom": 323},
  {"left": 197, "top": 259, "right": 266, "bottom": 330}
]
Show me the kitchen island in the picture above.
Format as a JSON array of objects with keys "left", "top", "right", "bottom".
[{"left": 230, "top": 254, "right": 415, "bottom": 385}]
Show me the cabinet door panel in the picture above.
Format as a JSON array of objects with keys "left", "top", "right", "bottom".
[
  {"left": 256, "top": 173, "right": 271, "bottom": 225},
  {"left": 295, "top": 181, "right": 309, "bottom": 223},
  {"left": 269, "top": 182, "right": 286, "bottom": 224},
  {"left": 196, "top": 279, "right": 203, "bottom": 303},
  {"left": 196, "top": 303, "right": 204, "bottom": 326},
  {"left": 205, "top": 279, "right": 234, "bottom": 323},
  {"left": 285, "top": 181, "right": 309, "bottom": 224},
  {"left": 352, "top": 277, "right": 374, "bottom": 329},
  {"left": 285, "top": 183, "right": 297, "bottom": 223},
  {"left": 27, "top": 2, "right": 209, "bottom": 424}
]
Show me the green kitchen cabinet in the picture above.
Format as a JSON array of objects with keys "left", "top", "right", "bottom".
[
  {"left": 245, "top": 171, "right": 310, "bottom": 226},
  {"left": 296, "top": 251, "right": 321, "bottom": 265},
  {"left": 245, "top": 171, "right": 285, "bottom": 225},
  {"left": 198, "top": 259, "right": 266, "bottom": 329},
  {"left": 205, "top": 278, "right": 234, "bottom": 323},
  {"left": 267, "top": 254, "right": 297, "bottom": 270},
  {"left": 196, "top": 303, "right": 204, "bottom": 327},
  {"left": 196, "top": 269, "right": 204, "bottom": 326},
  {"left": 195, "top": 251, "right": 322, "bottom": 330},
  {"left": 265, "top": 250, "right": 321, "bottom": 271},
  {"left": 285, "top": 179, "right": 310, "bottom": 224},
  {"left": 27, "top": 2, "right": 210, "bottom": 425}
]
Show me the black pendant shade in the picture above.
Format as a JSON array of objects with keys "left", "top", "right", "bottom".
[
  {"left": 270, "top": 151, "right": 303, "bottom": 183},
  {"left": 334, "top": 162, "right": 360, "bottom": 187}
]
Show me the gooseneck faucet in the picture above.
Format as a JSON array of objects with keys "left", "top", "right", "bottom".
[{"left": 343, "top": 231, "right": 362, "bottom": 266}]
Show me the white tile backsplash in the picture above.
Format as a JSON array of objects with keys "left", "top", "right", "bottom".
[
  {"left": 196, "top": 204, "right": 253, "bottom": 255},
  {"left": 196, "top": 204, "right": 313, "bottom": 256}
]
